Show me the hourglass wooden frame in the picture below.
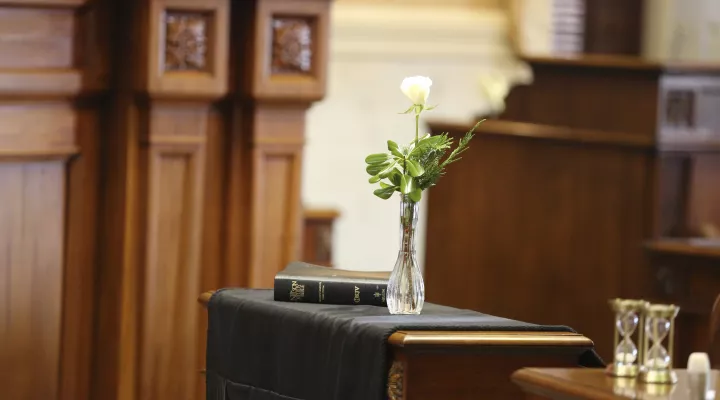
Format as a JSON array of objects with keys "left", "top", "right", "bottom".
[
  {"left": 638, "top": 303, "right": 680, "bottom": 384},
  {"left": 606, "top": 299, "right": 648, "bottom": 378}
]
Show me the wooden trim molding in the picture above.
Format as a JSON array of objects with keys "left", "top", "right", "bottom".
[
  {"left": 0, "top": 147, "right": 80, "bottom": 162},
  {"left": 388, "top": 331, "right": 595, "bottom": 348},
  {"left": 429, "top": 119, "right": 656, "bottom": 149}
]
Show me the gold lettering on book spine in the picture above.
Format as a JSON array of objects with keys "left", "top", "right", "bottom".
[
  {"left": 290, "top": 281, "right": 305, "bottom": 301},
  {"left": 387, "top": 361, "right": 404, "bottom": 400},
  {"left": 354, "top": 286, "right": 361, "bottom": 304}
]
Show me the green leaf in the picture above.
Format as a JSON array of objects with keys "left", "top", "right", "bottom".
[
  {"left": 410, "top": 135, "right": 446, "bottom": 156},
  {"left": 373, "top": 186, "right": 396, "bottom": 200},
  {"left": 388, "top": 168, "right": 402, "bottom": 186},
  {"left": 409, "top": 188, "right": 422, "bottom": 202},
  {"left": 365, "top": 153, "right": 390, "bottom": 164},
  {"left": 405, "top": 159, "right": 425, "bottom": 177},
  {"left": 379, "top": 182, "right": 392, "bottom": 189},
  {"left": 366, "top": 162, "right": 390, "bottom": 176},
  {"left": 398, "top": 105, "right": 416, "bottom": 114},
  {"left": 400, "top": 174, "right": 414, "bottom": 194},
  {"left": 387, "top": 140, "right": 404, "bottom": 158},
  {"left": 369, "top": 175, "right": 382, "bottom": 184},
  {"left": 378, "top": 160, "right": 398, "bottom": 178}
]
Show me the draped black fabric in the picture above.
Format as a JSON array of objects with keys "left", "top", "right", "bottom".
[{"left": 206, "top": 289, "right": 603, "bottom": 400}]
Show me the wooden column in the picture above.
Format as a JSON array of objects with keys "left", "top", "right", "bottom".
[
  {"left": 224, "top": 0, "right": 329, "bottom": 288},
  {"left": 0, "top": 1, "right": 108, "bottom": 400},
  {"left": 93, "top": 0, "right": 330, "bottom": 399},
  {"left": 94, "top": 1, "right": 229, "bottom": 399}
]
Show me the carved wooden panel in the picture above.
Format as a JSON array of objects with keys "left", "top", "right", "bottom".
[
  {"left": 248, "top": 0, "right": 329, "bottom": 101},
  {"left": 271, "top": 17, "right": 313, "bottom": 74},
  {"left": 147, "top": 1, "right": 228, "bottom": 97},
  {"left": 164, "top": 11, "right": 209, "bottom": 72}
]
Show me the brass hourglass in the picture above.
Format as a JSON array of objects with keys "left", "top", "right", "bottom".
[
  {"left": 607, "top": 299, "right": 648, "bottom": 377},
  {"left": 639, "top": 303, "right": 680, "bottom": 384}
]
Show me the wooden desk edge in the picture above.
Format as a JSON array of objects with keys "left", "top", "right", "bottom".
[
  {"left": 199, "top": 291, "right": 594, "bottom": 348},
  {"left": 645, "top": 239, "right": 720, "bottom": 259},
  {"left": 512, "top": 368, "right": 613, "bottom": 400},
  {"left": 389, "top": 331, "right": 594, "bottom": 348},
  {"left": 198, "top": 290, "right": 214, "bottom": 307}
]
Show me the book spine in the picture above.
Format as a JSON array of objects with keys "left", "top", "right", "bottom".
[{"left": 274, "top": 278, "right": 387, "bottom": 306}]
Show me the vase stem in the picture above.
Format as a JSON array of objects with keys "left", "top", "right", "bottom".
[{"left": 387, "top": 195, "right": 425, "bottom": 314}]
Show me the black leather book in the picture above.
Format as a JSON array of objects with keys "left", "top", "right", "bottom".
[{"left": 274, "top": 262, "right": 389, "bottom": 306}]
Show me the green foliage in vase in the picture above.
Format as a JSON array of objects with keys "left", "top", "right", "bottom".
[{"left": 365, "top": 76, "right": 483, "bottom": 203}]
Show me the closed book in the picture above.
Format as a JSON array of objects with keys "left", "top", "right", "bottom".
[{"left": 274, "top": 261, "right": 389, "bottom": 306}]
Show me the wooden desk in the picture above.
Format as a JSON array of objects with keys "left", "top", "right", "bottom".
[
  {"left": 513, "top": 368, "right": 719, "bottom": 399},
  {"left": 199, "top": 291, "right": 599, "bottom": 400}
]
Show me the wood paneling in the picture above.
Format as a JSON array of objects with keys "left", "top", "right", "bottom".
[
  {"left": 0, "top": 0, "right": 330, "bottom": 398},
  {"left": 0, "top": 1, "right": 103, "bottom": 399},
  {"left": 430, "top": 57, "right": 720, "bottom": 362},
  {"left": 426, "top": 120, "right": 653, "bottom": 359}
]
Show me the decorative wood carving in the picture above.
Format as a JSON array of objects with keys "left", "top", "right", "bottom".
[
  {"left": 164, "top": 12, "right": 208, "bottom": 71},
  {"left": 271, "top": 17, "right": 312, "bottom": 74},
  {"left": 387, "top": 360, "right": 404, "bottom": 400}
]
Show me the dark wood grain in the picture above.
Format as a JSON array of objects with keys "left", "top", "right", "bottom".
[
  {"left": 427, "top": 57, "right": 720, "bottom": 362},
  {"left": 645, "top": 238, "right": 720, "bottom": 367}
]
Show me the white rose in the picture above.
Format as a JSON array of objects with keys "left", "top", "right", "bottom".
[
  {"left": 478, "top": 72, "right": 511, "bottom": 115},
  {"left": 400, "top": 76, "right": 432, "bottom": 106}
]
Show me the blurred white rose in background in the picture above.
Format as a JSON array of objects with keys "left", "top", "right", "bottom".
[{"left": 478, "top": 62, "right": 533, "bottom": 116}]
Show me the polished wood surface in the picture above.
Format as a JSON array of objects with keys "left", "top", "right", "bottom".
[
  {"left": 198, "top": 291, "right": 597, "bottom": 400},
  {"left": 427, "top": 58, "right": 720, "bottom": 361},
  {"left": 647, "top": 238, "right": 720, "bottom": 259},
  {"left": 513, "top": 368, "right": 719, "bottom": 399},
  {"left": 0, "top": 1, "right": 331, "bottom": 399}
]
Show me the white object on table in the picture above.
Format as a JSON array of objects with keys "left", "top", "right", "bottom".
[{"left": 687, "top": 352, "right": 715, "bottom": 400}]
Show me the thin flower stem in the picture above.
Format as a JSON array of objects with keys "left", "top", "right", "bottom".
[{"left": 414, "top": 112, "right": 420, "bottom": 147}]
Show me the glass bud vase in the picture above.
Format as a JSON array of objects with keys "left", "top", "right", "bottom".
[{"left": 387, "top": 194, "right": 425, "bottom": 315}]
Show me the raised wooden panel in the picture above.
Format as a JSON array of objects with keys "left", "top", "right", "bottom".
[
  {"left": 688, "top": 154, "right": 720, "bottom": 234},
  {"left": 0, "top": 161, "right": 66, "bottom": 400},
  {"left": 0, "top": 7, "right": 75, "bottom": 69},
  {"left": 141, "top": 152, "right": 205, "bottom": 400},
  {"left": 139, "top": 103, "right": 207, "bottom": 400},
  {"left": 251, "top": 150, "right": 302, "bottom": 287},
  {"left": 0, "top": 103, "right": 76, "bottom": 156}
]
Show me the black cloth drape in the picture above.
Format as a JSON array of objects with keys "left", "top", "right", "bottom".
[{"left": 206, "top": 289, "right": 603, "bottom": 400}]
